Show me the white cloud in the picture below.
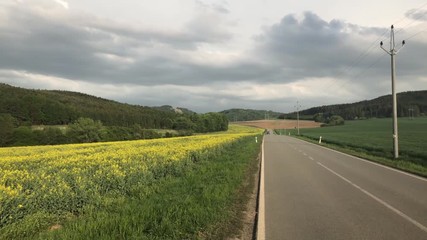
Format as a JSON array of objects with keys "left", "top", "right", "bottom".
[
  {"left": 53, "top": 0, "right": 69, "bottom": 9},
  {"left": 0, "top": 69, "right": 80, "bottom": 90}
]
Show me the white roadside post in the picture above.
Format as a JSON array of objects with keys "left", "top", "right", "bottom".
[{"left": 319, "top": 136, "right": 322, "bottom": 144}]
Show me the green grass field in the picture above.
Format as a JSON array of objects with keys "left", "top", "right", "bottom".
[{"left": 278, "top": 117, "right": 427, "bottom": 177}]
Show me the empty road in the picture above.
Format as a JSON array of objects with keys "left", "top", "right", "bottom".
[{"left": 258, "top": 134, "right": 427, "bottom": 240}]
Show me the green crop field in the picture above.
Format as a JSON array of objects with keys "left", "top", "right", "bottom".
[{"left": 280, "top": 117, "right": 427, "bottom": 177}]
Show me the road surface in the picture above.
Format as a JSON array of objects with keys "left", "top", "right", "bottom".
[{"left": 258, "top": 134, "right": 427, "bottom": 240}]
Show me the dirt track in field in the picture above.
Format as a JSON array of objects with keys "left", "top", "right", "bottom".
[{"left": 235, "top": 120, "right": 321, "bottom": 129}]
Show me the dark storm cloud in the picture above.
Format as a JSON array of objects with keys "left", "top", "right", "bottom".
[
  {"left": 2, "top": 2, "right": 426, "bottom": 112},
  {"left": 254, "top": 12, "right": 390, "bottom": 82},
  {"left": 0, "top": 2, "right": 235, "bottom": 85},
  {"left": 0, "top": 3, "right": 399, "bottom": 88}
]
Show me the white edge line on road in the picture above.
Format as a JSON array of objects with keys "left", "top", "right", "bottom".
[
  {"left": 317, "top": 161, "right": 427, "bottom": 234},
  {"left": 292, "top": 137, "right": 427, "bottom": 182},
  {"left": 257, "top": 137, "right": 266, "bottom": 240}
]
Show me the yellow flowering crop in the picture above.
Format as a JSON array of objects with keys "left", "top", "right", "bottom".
[{"left": 0, "top": 125, "right": 261, "bottom": 228}]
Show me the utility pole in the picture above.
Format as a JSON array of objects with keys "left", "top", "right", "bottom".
[
  {"left": 295, "top": 101, "right": 301, "bottom": 135},
  {"left": 380, "top": 25, "right": 405, "bottom": 159},
  {"left": 409, "top": 108, "right": 414, "bottom": 120}
]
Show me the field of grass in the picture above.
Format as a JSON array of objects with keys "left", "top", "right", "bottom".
[
  {"left": 0, "top": 125, "right": 262, "bottom": 239},
  {"left": 278, "top": 117, "right": 427, "bottom": 177}
]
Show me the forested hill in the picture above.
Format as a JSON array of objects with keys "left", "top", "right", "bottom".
[
  {"left": 0, "top": 83, "right": 225, "bottom": 131},
  {"left": 220, "top": 108, "right": 284, "bottom": 121},
  {"left": 299, "top": 91, "right": 427, "bottom": 120}
]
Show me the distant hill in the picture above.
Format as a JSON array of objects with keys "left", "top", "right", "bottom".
[
  {"left": 0, "top": 83, "right": 230, "bottom": 147},
  {"left": 222, "top": 91, "right": 427, "bottom": 123},
  {"left": 297, "top": 91, "right": 427, "bottom": 120},
  {"left": 0, "top": 83, "right": 189, "bottom": 128},
  {"left": 220, "top": 108, "right": 284, "bottom": 121}
]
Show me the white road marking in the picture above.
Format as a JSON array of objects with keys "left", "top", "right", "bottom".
[
  {"left": 317, "top": 161, "right": 427, "bottom": 234},
  {"left": 293, "top": 137, "right": 427, "bottom": 182},
  {"left": 257, "top": 138, "right": 266, "bottom": 240},
  {"left": 309, "top": 156, "right": 314, "bottom": 161}
]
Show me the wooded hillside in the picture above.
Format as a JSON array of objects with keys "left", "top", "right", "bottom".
[
  {"left": 220, "top": 108, "right": 284, "bottom": 121},
  {"left": 0, "top": 84, "right": 228, "bottom": 147},
  {"left": 0, "top": 83, "right": 228, "bottom": 130},
  {"left": 298, "top": 91, "right": 427, "bottom": 120},
  {"left": 0, "top": 83, "right": 179, "bottom": 128}
]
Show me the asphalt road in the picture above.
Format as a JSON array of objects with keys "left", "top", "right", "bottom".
[{"left": 258, "top": 134, "right": 427, "bottom": 240}]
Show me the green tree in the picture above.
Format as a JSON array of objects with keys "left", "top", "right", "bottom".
[
  {"left": 12, "top": 127, "right": 37, "bottom": 146},
  {"left": 39, "top": 127, "right": 68, "bottom": 145},
  {"left": 313, "top": 113, "right": 325, "bottom": 123},
  {"left": 326, "top": 115, "right": 345, "bottom": 126},
  {"left": 173, "top": 117, "right": 195, "bottom": 130},
  {"left": 0, "top": 113, "right": 16, "bottom": 146},
  {"left": 67, "top": 118, "right": 103, "bottom": 143}
]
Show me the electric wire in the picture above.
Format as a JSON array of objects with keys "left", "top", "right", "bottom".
[
  {"left": 395, "top": 1, "right": 427, "bottom": 35},
  {"left": 325, "top": 1, "right": 427, "bottom": 99},
  {"left": 406, "top": 26, "right": 427, "bottom": 40},
  {"left": 324, "top": 30, "right": 388, "bottom": 94},
  {"left": 323, "top": 28, "right": 389, "bottom": 92},
  {"left": 290, "top": 2, "right": 427, "bottom": 110}
]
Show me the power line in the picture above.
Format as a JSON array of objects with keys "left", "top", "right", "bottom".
[
  {"left": 404, "top": 24, "right": 427, "bottom": 40},
  {"left": 332, "top": 53, "right": 387, "bottom": 93},
  {"left": 395, "top": 1, "right": 427, "bottom": 35},
  {"left": 294, "top": 101, "right": 301, "bottom": 135},
  {"left": 288, "top": 2, "right": 427, "bottom": 111},
  {"left": 325, "top": 33, "right": 388, "bottom": 94},
  {"left": 327, "top": 2, "right": 427, "bottom": 92}
]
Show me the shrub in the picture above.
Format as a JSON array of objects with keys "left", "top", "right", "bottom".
[{"left": 325, "top": 115, "right": 345, "bottom": 126}]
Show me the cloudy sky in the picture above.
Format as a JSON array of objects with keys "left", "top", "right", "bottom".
[{"left": 1, "top": 0, "right": 427, "bottom": 112}]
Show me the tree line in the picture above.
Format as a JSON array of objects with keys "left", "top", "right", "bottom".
[
  {"left": 0, "top": 113, "right": 228, "bottom": 147},
  {"left": 287, "top": 91, "right": 427, "bottom": 121},
  {"left": 220, "top": 108, "right": 283, "bottom": 122},
  {"left": 0, "top": 84, "right": 228, "bottom": 147}
]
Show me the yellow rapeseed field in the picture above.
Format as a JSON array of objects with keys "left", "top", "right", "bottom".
[{"left": 0, "top": 125, "right": 261, "bottom": 229}]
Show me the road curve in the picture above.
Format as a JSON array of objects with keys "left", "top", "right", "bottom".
[{"left": 259, "top": 134, "right": 427, "bottom": 240}]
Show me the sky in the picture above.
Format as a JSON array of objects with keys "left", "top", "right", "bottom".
[{"left": 1, "top": 0, "right": 427, "bottom": 113}]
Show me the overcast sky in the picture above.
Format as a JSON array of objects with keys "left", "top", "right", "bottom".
[{"left": 1, "top": 0, "right": 427, "bottom": 112}]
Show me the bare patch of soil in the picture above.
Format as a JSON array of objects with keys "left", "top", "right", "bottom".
[{"left": 49, "top": 224, "right": 62, "bottom": 231}]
